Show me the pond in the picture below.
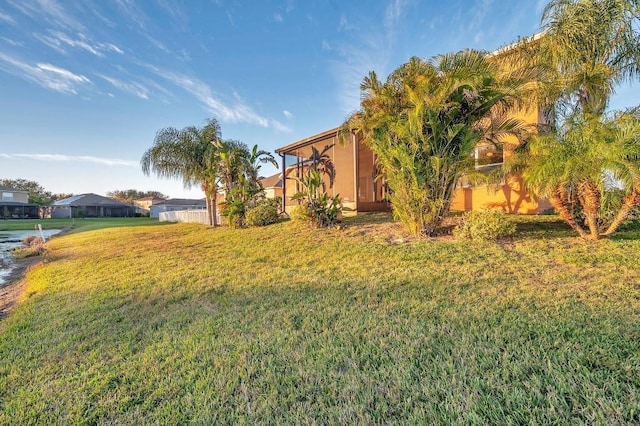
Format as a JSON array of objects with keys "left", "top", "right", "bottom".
[{"left": 0, "top": 229, "right": 61, "bottom": 286}]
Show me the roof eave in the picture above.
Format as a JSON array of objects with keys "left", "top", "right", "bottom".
[{"left": 275, "top": 126, "right": 341, "bottom": 155}]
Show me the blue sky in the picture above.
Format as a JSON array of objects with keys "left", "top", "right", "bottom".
[{"left": 1, "top": 0, "right": 638, "bottom": 199}]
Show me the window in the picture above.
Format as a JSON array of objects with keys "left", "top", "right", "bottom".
[
  {"left": 475, "top": 144, "right": 504, "bottom": 168},
  {"left": 1, "top": 192, "right": 14, "bottom": 201}
]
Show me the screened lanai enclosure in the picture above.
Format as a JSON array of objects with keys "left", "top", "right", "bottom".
[{"left": 275, "top": 127, "right": 390, "bottom": 214}]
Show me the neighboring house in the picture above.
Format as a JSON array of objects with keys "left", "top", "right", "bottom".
[
  {"left": 149, "top": 198, "right": 206, "bottom": 219},
  {"left": 133, "top": 196, "right": 165, "bottom": 216},
  {"left": 49, "top": 194, "right": 136, "bottom": 218},
  {"left": 259, "top": 173, "right": 283, "bottom": 200},
  {"left": 0, "top": 185, "right": 40, "bottom": 219}
]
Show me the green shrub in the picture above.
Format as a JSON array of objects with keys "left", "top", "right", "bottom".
[
  {"left": 453, "top": 209, "right": 516, "bottom": 241},
  {"left": 245, "top": 203, "right": 279, "bottom": 227},
  {"left": 289, "top": 204, "right": 312, "bottom": 223}
]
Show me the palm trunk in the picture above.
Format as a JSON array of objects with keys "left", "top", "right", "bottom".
[
  {"left": 602, "top": 190, "right": 640, "bottom": 237},
  {"left": 549, "top": 189, "right": 588, "bottom": 238},
  {"left": 578, "top": 180, "right": 601, "bottom": 240},
  {"left": 202, "top": 183, "right": 216, "bottom": 227},
  {"left": 211, "top": 190, "right": 218, "bottom": 227}
]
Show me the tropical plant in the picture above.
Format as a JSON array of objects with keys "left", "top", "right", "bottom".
[
  {"left": 290, "top": 168, "right": 342, "bottom": 227},
  {"left": 215, "top": 141, "right": 279, "bottom": 227},
  {"left": 512, "top": 109, "right": 640, "bottom": 239},
  {"left": 141, "top": 118, "right": 222, "bottom": 226},
  {"left": 505, "top": 0, "right": 640, "bottom": 239},
  {"left": 341, "top": 52, "right": 533, "bottom": 236},
  {"left": 538, "top": 0, "right": 640, "bottom": 120}
]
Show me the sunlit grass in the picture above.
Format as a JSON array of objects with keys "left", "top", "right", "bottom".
[
  {"left": 0, "top": 217, "right": 163, "bottom": 232},
  {"left": 1, "top": 214, "right": 639, "bottom": 423}
]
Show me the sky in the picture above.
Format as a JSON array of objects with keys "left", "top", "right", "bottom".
[{"left": 1, "top": 0, "right": 639, "bottom": 199}]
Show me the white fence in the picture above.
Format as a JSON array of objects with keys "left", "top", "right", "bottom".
[{"left": 159, "top": 210, "right": 216, "bottom": 225}]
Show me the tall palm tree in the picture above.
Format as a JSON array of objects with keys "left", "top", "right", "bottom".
[
  {"left": 342, "top": 51, "right": 533, "bottom": 236},
  {"left": 141, "top": 118, "right": 222, "bottom": 226},
  {"left": 538, "top": 0, "right": 640, "bottom": 119}
]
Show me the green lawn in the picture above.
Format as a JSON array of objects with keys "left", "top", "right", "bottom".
[
  {"left": 1, "top": 214, "right": 639, "bottom": 423},
  {"left": 0, "top": 217, "right": 165, "bottom": 232}
]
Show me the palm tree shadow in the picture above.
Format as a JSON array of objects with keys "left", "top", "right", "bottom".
[{"left": 514, "top": 218, "right": 577, "bottom": 239}]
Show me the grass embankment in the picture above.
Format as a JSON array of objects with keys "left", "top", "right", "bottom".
[{"left": 1, "top": 215, "right": 639, "bottom": 423}]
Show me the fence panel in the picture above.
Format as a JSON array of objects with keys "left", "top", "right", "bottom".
[{"left": 159, "top": 210, "right": 213, "bottom": 225}]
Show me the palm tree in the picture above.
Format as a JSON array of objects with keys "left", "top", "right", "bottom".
[
  {"left": 246, "top": 144, "right": 278, "bottom": 188},
  {"left": 507, "top": 0, "right": 640, "bottom": 239},
  {"left": 513, "top": 109, "right": 640, "bottom": 239},
  {"left": 538, "top": 0, "right": 640, "bottom": 118},
  {"left": 141, "top": 118, "right": 222, "bottom": 226},
  {"left": 342, "top": 51, "right": 533, "bottom": 236},
  {"left": 213, "top": 141, "right": 278, "bottom": 227}
]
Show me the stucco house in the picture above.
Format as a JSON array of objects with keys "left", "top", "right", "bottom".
[
  {"left": 275, "top": 38, "right": 550, "bottom": 216},
  {"left": 0, "top": 185, "right": 40, "bottom": 219},
  {"left": 149, "top": 198, "right": 206, "bottom": 219},
  {"left": 259, "top": 173, "right": 283, "bottom": 200},
  {"left": 49, "top": 194, "right": 136, "bottom": 218}
]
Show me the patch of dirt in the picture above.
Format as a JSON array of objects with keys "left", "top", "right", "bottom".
[{"left": 0, "top": 256, "right": 42, "bottom": 321}]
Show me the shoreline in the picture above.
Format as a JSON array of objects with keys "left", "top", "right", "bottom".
[{"left": 0, "top": 255, "right": 45, "bottom": 321}]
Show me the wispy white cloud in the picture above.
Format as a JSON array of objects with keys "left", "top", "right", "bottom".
[
  {"left": 148, "top": 65, "right": 285, "bottom": 130},
  {"left": 0, "top": 153, "right": 138, "bottom": 167},
  {"left": 0, "top": 9, "right": 15, "bottom": 24},
  {"left": 0, "top": 52, "right": 91, "bottom": 94},
  {"left": 384, "top": 0, "right": 407, "bottom": 30},
  {"left": 7, "top": 0, "right": 84, "bottom": 31},
  {"left": 283, "top": 110, "right": 293, "bottom": 119},
  {"left": 271, "top": 120, "right": 292, "bottom": 133},
  {"left": 34, "top": 31, "right": 124, "bottom": 57},
  {"left": 97, "top": 74, "right": 149, "bottom": 99},
  {"left": 321, "top": 40, "right": 331, "bottom": 51},
  {"left": 0, "top": 37, "right": 24, "bottom": 46}
]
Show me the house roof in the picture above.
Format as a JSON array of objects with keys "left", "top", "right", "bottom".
[
  {"left": 259, "top": 173, "right": 282, "bottom": 189},
  {"left": 275, "top": 126, "right": 341, "bottom": 155},
  {"left": 152, "top": 198, "right": 206, "bottom": 206},
  {"left": 51, "top": 193, "right": 133, "bottom": 207},
  {"left": 0, "top": 185, "right": 28, "bottom": 193}
]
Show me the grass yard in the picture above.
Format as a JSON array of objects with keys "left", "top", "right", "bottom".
[
  {"left": 0, "top": 217, "right": 162, "bottom": 233},
  {"left": 1, "top": 214, "right": 639, "bottom": 423}
]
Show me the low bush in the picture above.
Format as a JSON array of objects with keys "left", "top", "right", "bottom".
[
  {"left": 245, "top": 202, "right": 279, "bottom": 227},
  {"left": 289, "top": 204, "right": 312, "bottom": 223},
  {"left": 453, "top": 209, "right": 516, "bottom": 241}
]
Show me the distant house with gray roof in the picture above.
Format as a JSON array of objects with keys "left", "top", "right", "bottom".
[
  {"left": 49, "top": 194, "right": 136, "bottom": 218},
  {"left": 149, "top": 198, "right": 206, "bottom": 218},
  {"left": 0, "top": 185, "right": 40, "bottom": 219}
]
